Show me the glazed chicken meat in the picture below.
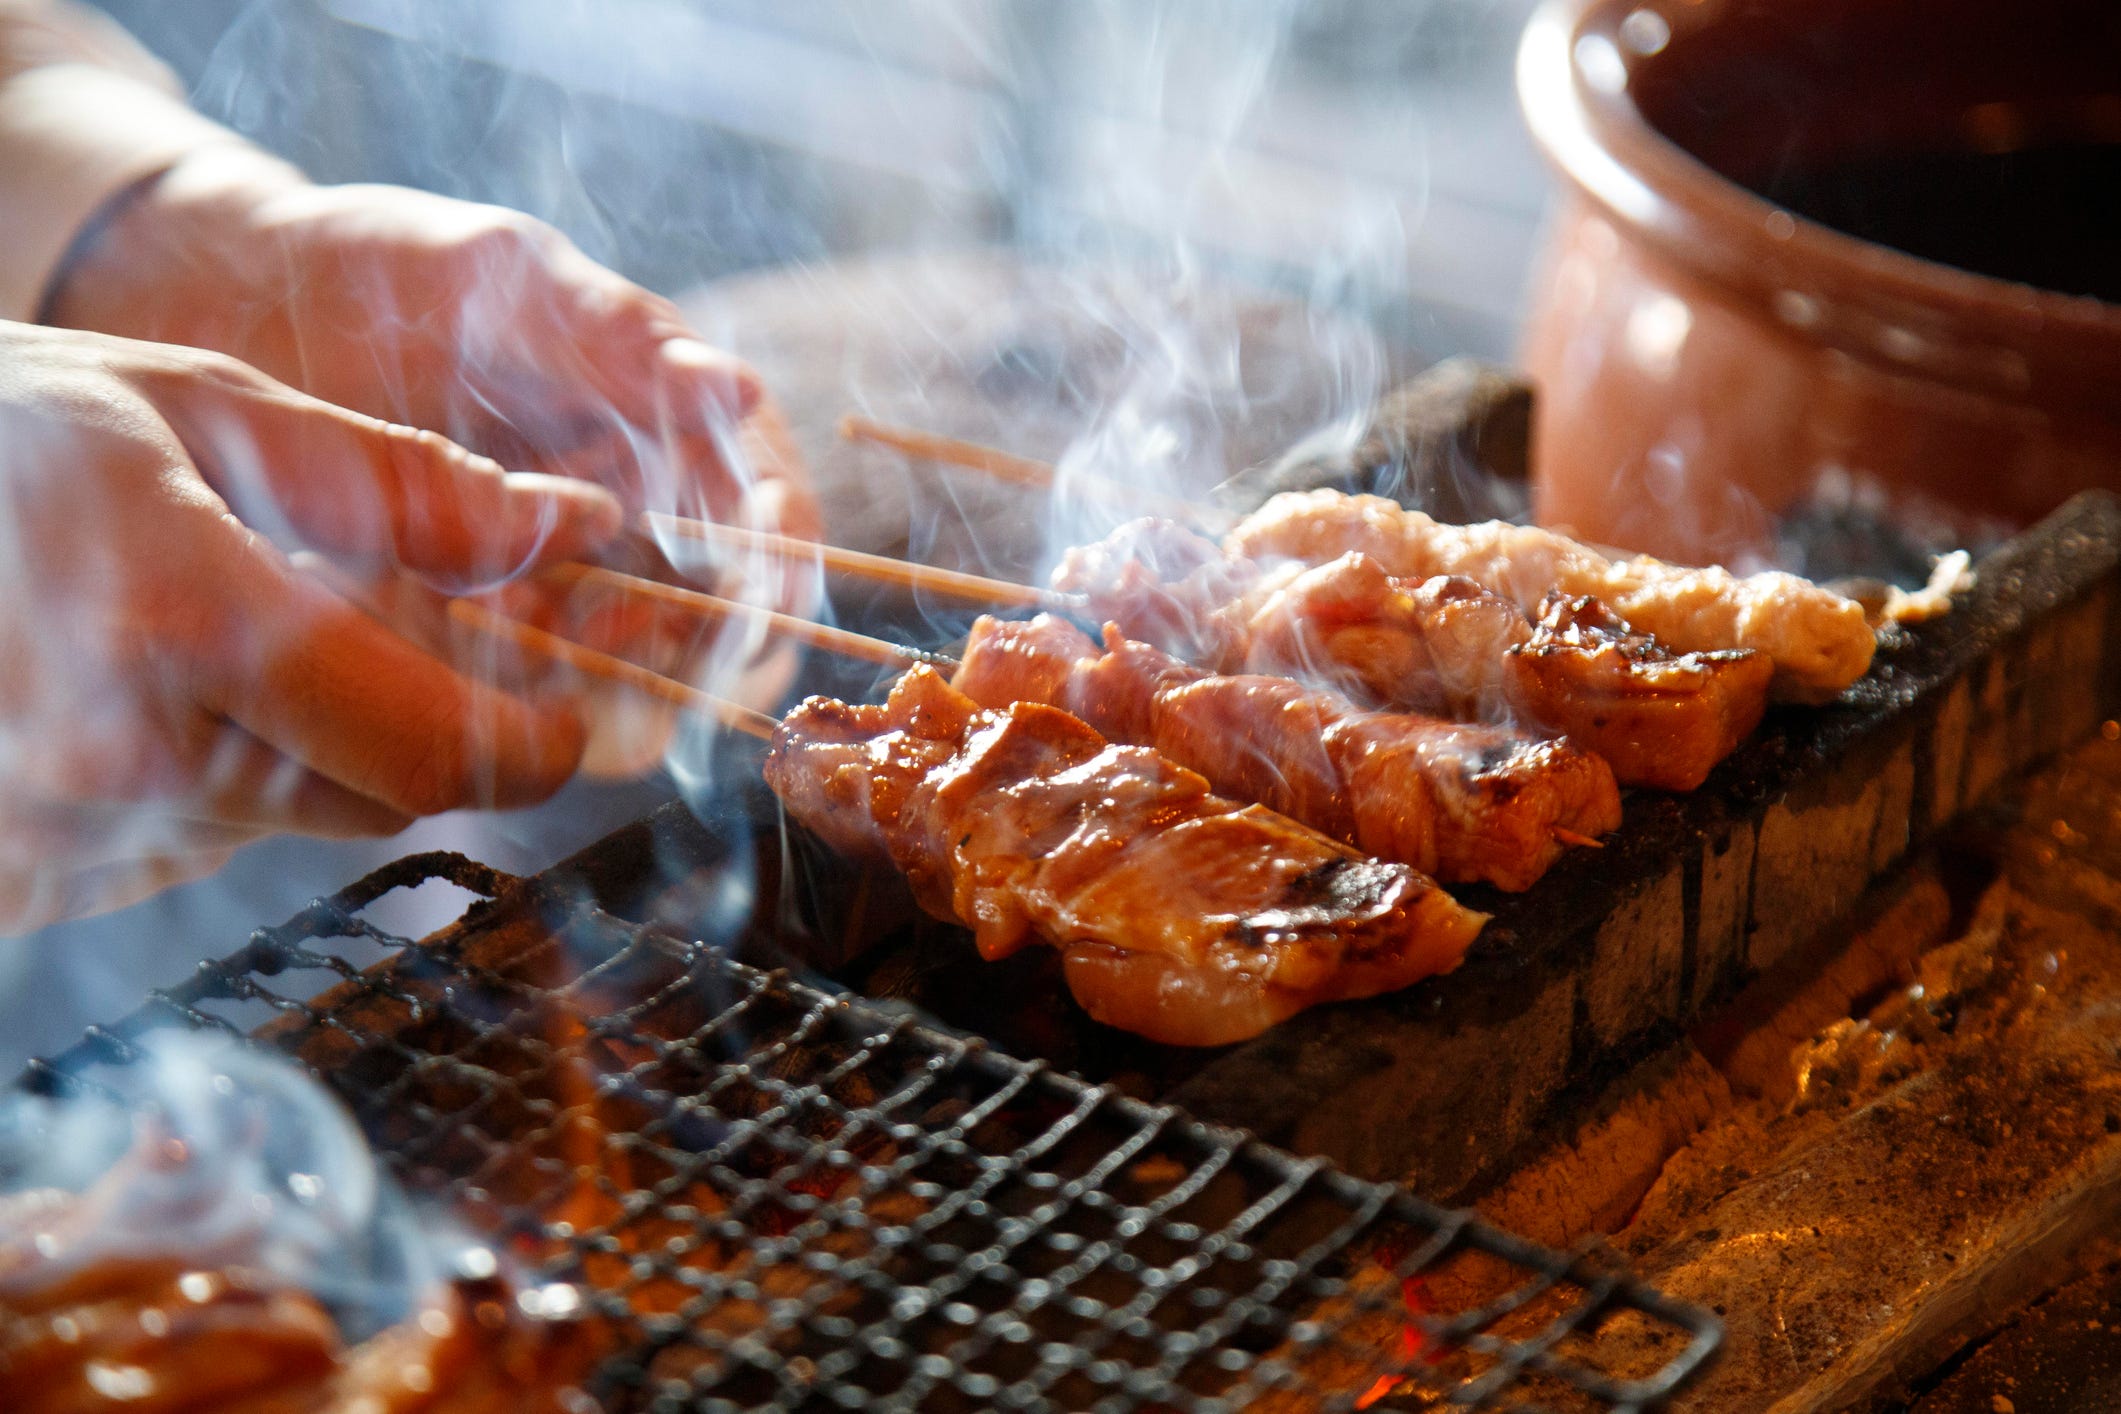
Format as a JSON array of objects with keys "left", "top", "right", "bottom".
[
  {"left": 764, "top": 666, "right": 1488, "bottom": 1045},
  {"left": 0, "top": 1176, "right": 599, "bottom": 1413},
  {"left": 1053, "top": 516, "right": 1779, "bottom": 790},
  {"left": 951, "top": 614, "right": 1621, "bottom": 891},
  {"left": 1225, "top": 490, "right": 1876, "bottom": 703},
  {"left": 1505, "top": 594, "right": 1776, "bottom": 792}
]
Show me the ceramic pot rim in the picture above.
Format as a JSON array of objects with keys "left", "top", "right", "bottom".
[{"left": 1516, "top": 0, "right": 2121, "bottom": 396}]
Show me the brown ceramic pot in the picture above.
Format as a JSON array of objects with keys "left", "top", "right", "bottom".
[{"left": 1516, "top": 0, "right": 2121, "bottom": 565}]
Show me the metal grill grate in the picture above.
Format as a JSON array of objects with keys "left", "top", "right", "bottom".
[{"left": 22, "top": 853, "right": 1719, "bottom": 1412}]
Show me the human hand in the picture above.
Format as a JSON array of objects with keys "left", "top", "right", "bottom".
[
  {"left": 44, "top": 148, "right": 819, "bottom": 562},
  {"left": 0, "top": 320, "right": 622, "bottom": 932}
]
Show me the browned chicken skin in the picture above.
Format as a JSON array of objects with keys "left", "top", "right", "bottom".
[
  {"left": 954, "top": 615, "right": 1622, "bottom": 892},
  {"left": 1052, "top": 516, "right": 1779, "bottom": 791},
  {"left": 1226, "top": 490, "right": 1875, "bottom": 703},
  {"left": 764, "top": 666, "right": 1488, "bottom": 1045},
  {"left": 1504, "top": 595, "right": 1775, "bottom": 793},
  {"left": 1054, "top": 519, "right": 1536, "bottom": 717}
]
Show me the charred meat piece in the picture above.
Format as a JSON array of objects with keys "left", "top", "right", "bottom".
[
  {"left": 954, "top": 615, "right": 1622, "bottom": 892},
  {"left": 1226, "top": 490, "right": 1876, "bottom": 703},
  {"left": 764, "top": 665, "right": 1487, "bottom": 1045},
  {"left": 1505, "top": 594, "right": 1775, "bottom": 793},
  {"left": 0, "top": 1249, "right": 343, "bottom": 1412}
]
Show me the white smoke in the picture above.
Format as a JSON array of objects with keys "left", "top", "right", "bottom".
[
  {"left": 4, "top": 0, "right": 1533, "bottom": 1059},
  {"left": 0, "top": 1033, "right": 476, "bottom": 1336}
]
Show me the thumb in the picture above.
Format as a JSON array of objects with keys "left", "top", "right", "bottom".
[{"left": 166, "top": 370, "right": 623, "bottom": 584}]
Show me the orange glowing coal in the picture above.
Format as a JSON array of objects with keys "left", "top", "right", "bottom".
[{"left": 1356, "top": 1274, "right": 1434, "bottom": 1409}]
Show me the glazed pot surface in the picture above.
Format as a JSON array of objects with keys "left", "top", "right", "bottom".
[{"left": 1516, "top": 0, "right": 2121, "bottom": 566}]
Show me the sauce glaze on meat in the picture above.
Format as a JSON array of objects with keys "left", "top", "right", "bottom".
[
  {"left": 954, "top": 614, "right": 1622, "bottom": 891},
  {"left": 765, "top": 667, "right": 1487, "bottom": 1045}
]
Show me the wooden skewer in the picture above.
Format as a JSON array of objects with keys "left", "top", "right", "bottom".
[
  {"left": 447, "top": 597, "right": 779, "bottom": 741},
  {"left": 839, "top": 414, "right": 1059, "bottom": 490},
  {"left": 838, "top": 414, "right": 1231, "bottom": 530},
  {"left": 543, "top": 562, "right": 960, "bottom": 672},
  {"left": 1551, "top": 827, "right": 1606, "bottom": 850},
  {"left": 640, "top": 512, "right": 1081, "bottom": 613}
]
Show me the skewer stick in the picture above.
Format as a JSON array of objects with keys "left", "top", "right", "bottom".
[
  {"left": 543, "top": 562, "right": 960, "bottom": 672},
  {"left": 446, "top": 598, "right": 779, "bottom": 741},
  {"left": 839, "top": 414, "right": 1059, "bottom": 490},
  {"left": 838, "top": 414, "right": 1230, "bottom": 530},
  {"left": 1552, "top": 827, "right": 1606, "bottom": 850},
  {"left": 640, "top": 512, "right": 1082, "bottom": 613}
]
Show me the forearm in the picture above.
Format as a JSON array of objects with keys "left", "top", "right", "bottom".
[
  {"left": 0, "top": 0, "right": 258, "bottom": 323},
  {"left": 40, "top": 143, "right": 309, "bottom": 354}
]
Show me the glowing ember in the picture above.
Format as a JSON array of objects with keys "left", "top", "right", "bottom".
[{"left": 1355, "top": 1274, "right": 1434, "bottom": 1409}]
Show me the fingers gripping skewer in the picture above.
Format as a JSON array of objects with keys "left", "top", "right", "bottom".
[
  {"left": 543, "top": 562, "right": 959, "bottom": 672},
  {"left": 641, "top": 512, "right": 1080, "bottom": 612},
  {"left": 447, "top": 597, "right": 779, "bottom": 741}
]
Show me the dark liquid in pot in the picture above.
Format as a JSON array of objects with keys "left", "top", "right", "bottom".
[{"left": 1748, "top": 142, "right": 2121, "bottom": 303}]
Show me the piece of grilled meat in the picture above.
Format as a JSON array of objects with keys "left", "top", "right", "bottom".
[
  {"left": 953, "top": 614, "right": 1622, "bottom": 892},
  {"left": 1052, "top": 517, "right": 1780, "bottom": 789},
  {"left": 1226, "top": 489, "right": 1876, "bottom": 703},
  {"left": 0, "top": 1187, "right": 601, "bottom": 1413},
  {"left": 765, "top": 666, "right": 1487, "bottom": 1046},
  {"left": 1504, "top": 594, "right": 1775, "bottom": 793}
]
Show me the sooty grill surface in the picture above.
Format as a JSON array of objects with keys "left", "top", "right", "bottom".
[{"left": 24, "top": 854, "right": 1717, "bottom": 1412}]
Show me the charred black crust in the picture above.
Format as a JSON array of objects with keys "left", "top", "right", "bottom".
[{"left": 1227, "top": 856, "right": 1414, "bottom": 949}]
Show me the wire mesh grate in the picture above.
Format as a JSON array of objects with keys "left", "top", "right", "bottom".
[{"left": 22, "top": 852, "right": 1719, "bottom": 1412}]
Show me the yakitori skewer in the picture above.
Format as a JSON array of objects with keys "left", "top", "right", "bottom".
[
  {"left": 594, "top": 567, "right": 1617, "bottom": 889},
  {"left": 453, "top": 580, "right": 1486, "bottom": 1046},
  {"left": 447, "top": 597, "right": 778, "bottom": 740},
  {"left": 641, "top": 511, "right": 1076, "bottom": 612},
  {"left": 838, "top": 414, "right": 1229, "bottom": 529},
  {"left": 542, "top": 562, "right": 957, "bottom": 671},
  {"left": 768, "top": 665, "right": 1487, "bottom": 1046}
]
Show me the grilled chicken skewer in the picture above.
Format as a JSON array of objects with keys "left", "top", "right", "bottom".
[
  {"left": 1054, "top": 517, "right": 1776, "bottom": 792},
  {"left": 524, "top": 565, "right": 1623, "bottom": 884},
  {"left": 503, "top": 516, "right": 1774, "bottom": 793},
  {"left": 952, "top": 614, "right": 1620, "bottom": 891},
  {"left": 1225, "top": 489, "right": 1875, "bottom": 703},
  {"left": 765, "top": 666, "right": 1488, "bottom": 1046},
  {"left": 449, "top": 598, "right": 1488, "bottom": 1043}
]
